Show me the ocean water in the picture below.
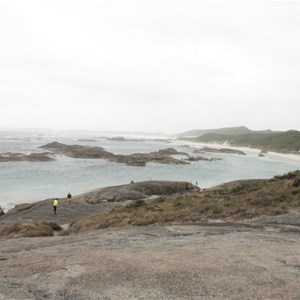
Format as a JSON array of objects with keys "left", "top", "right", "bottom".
[{"left": 0, "top": 130, "right": 299, "bottom": 211}]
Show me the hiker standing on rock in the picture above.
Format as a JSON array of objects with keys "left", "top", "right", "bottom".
[
  {"left": 67, "top": 192, "right": 72, "bottom": 205},
  {"left": 53, "top": 198, "right": 58, "bottom": 214}
]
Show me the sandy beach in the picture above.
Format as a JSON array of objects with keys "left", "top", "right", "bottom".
[{"left": 180, "top": 139, "right": 300, "bottom": 163}]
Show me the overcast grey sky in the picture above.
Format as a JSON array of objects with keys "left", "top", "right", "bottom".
[{"left": 0, "top": 1, "right": 299, "bottom": 133}]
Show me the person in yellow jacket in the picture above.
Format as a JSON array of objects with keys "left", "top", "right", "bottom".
[{"left": 53, "top": 198, "right": 58, "bottom": 215}]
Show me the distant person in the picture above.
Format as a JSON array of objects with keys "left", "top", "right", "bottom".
[
  {"left": 67, "top": 192, "right": 72, "bottom": 205},
  {"left": 53, "top": 198, "right": 58, "bottom": 215},
  {"left": 130, "top": 180, "right": 134, "bottom": 184}
]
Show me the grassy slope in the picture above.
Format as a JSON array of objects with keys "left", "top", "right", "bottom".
[
  {"left": 178, "top": 126, "right": 252, "bottom": 137},
  {"left": 189, "top": 130, "right": 300, "bottom": 153},
  {"left": 65, "top": 171, "right": 300, "bottom": 235},
  {"left": 0, "top": 222, "right": 55, "bottom": 238}
]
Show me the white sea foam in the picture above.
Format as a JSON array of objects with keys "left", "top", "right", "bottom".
[{"left": 267, "top": 152, "right": 300, "bottom": 163}]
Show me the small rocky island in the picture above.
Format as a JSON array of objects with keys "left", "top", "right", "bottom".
[
  {"left": 39, "top": 142, "right": 218, "bottom": 166},
  {"left": 40, "top": 142, "right": 113, "bottom": 159},
  {"left": 106, "top": 136, "right": 171, "bottom": 143},
  {"left": 0, "top": 152, "right": 54, "bottom": 162},
  {"left": 0, "top": 142, "right": 223, "bottom": 166}
]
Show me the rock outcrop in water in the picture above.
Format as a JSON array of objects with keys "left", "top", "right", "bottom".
[
  {"left": 0, "top": 152, "right": 54, "bottom": 162},
  {"left": 77, "top": 139, "right": 97, "bottom": 142},
  {"left": 1, "top": 142, "right": 223, "bottom": 166},
  {"left": 0, "top": 142, "right": 222, "bottom": 166},
  {"left": 39, "top": 142, "right": 113, "bottom": 159},
  {"left": 109, "top": 148, "right": 190, "bottom": 166},
  {"left": 106, "top": 136, "right": 129, "bottom": 141},
  {"left": 40, "top": 142, "right": 195, "bottom": 166}
]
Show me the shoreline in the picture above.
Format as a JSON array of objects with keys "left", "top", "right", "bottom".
[
  {"left": 177, "top": 139, "right": 300, "bottom": 163},
  {"left": 267, "top": 151, "right": 300, "bottom": 163},
  {"left": 1, "top": 139, "right": 300, "bottom": 212}
]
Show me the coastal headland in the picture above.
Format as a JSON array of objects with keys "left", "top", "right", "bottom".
[{"left": 0, "top": 173, "right": 300, "bottom": 299}]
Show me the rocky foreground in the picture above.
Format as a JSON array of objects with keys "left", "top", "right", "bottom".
[
  {"left": 0, "top": 222, "right": 300, "bottom": 299},
  {"left": 1, "top": 177, "right": 300, "bottom": 299},
  {"left": 0, "top": 181, "right": 197, "bottom": 231}
]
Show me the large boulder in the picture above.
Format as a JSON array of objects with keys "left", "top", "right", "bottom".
[{"left": 80, "top": 181, "right": 198, "bottom": 203}]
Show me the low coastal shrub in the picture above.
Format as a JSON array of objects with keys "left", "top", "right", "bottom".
[
  {"left": 42, "top": 222, "right": 62, "bottom": 231},
  {"left": 0, "top": 222, "right": 53, "bottom": 238},
  {"left": 61, "top": 171, "right": 300, "bottom": 234},
  {"left": 156, "top": 196, "right": 166, "bottom": 203}
]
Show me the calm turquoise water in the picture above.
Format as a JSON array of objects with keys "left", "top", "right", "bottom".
[{"left": 0, "top": 130, "right": 299, "bottom": 210}]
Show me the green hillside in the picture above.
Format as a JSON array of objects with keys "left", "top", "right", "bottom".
[
  {"left": 178, "top": 126, "right": 252, "bottom": 137},
  {"left": 188, "top": 130, "right": 300, "bottom": 153}
]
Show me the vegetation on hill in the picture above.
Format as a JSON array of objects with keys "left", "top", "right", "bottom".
[
  {"left": 178, "top": 126, "right": 251, "bottom": 137},
  {"left": 185, "top": 130, "right": 300, "bottom": 153},
  {"left": 1, "top": 171, "right": 299, "bottom": 238},
  {"left": 62, "top": 170, "right": 300, "bottom": 235},
  {"left": 0, "top": 222, "right": 62, "bottom": 238}
]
